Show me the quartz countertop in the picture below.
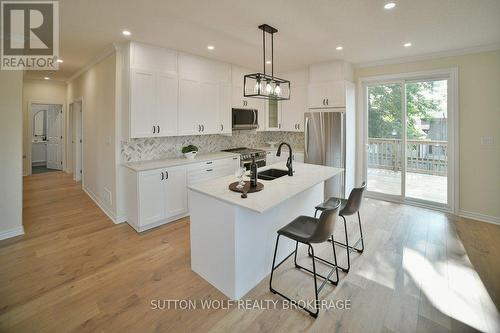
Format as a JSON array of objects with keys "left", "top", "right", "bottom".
[
  {"left": 188, "top": 162, "right": 342, "bottom": 213},
  {"left": 123, "top": 151, "right": 239, "bottom": 172}
]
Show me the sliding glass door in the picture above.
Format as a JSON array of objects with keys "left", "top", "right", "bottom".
[{"left": 365, "top": 77, "right": 450, "bottom": 208}]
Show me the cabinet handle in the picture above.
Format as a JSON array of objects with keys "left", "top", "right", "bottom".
[
  {"left": 153, "top": 126, "right": 156, "bottom": 134},
  {"left": 202, "top": 124, "right": 205, "bottom": 132},
  {"left": 278, "top": 123, "right": 281, "bottom": 129},
  {"left": 161, "top": 172, "right": 164, "bottom": 180},
  {"left": 165, "top": 171, "right": 169, "bottom": 179},
  {"left": 221, "top": 124, "right": 223, "bottom": 131},
  {"left": 157, "top": 125, "right": 160, "bottom": 133},
  {"left": 198, "top": 125, "right": 201, "bottom": 132},
  {"left": 326, "top": 99, "right": 329, "bottom": 105},
  {"left": 322, "top": 99, "right": 325, "bottom": 105},
  {"left": 232, "top": 157, "right": 238, "bottom": 160},
  {"left": 298, "top": 124, "right": 300, "bottom": 130},
  {"left": 206, "top": 169, "right": 213, "bottom": 172},
  {"left": 206, "top": 161, "right": 213, "bottom": 164}
]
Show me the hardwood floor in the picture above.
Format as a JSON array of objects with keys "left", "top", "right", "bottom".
[{"left": 0, "top": 172, "right": 498, "bottom": 332}]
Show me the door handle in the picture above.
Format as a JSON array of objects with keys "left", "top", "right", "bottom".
[
  {"left": 161, "top": 172, "right": 164, "bottom": 180},
  {"left": 153, "top": 126, "right": 156, "bottom": 134},
  {"left": 252, "top": 109, "right": 257, "bottom": 125}
]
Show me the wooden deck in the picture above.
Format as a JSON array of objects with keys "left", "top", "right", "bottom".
[{"left": 0, "top": 172, "right": 498, "bottom": 332}]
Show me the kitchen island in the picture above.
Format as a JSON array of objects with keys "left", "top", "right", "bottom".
[{"left": 188, "top": 161, "right": 343, "bottom": 299}]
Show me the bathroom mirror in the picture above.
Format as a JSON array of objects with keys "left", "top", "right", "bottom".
[{"left": 33, "top": 110, "right": 47, "bottom": 138}]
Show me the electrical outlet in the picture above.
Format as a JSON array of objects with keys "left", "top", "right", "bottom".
[{"left": 480, "top": 136, "right": 494, "bottom": 145}]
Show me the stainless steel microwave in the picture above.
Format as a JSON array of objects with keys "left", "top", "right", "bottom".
[{"left": 232, "top": 108, "right": 258, "bottom": 130}]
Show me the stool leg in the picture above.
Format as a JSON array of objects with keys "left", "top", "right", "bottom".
[
  {"left": 269, "top": 235, "right": 281, "bottom": 293},
  {"left": 357, "top": 211, "right": 365, "bottom": 252},
  {"left": 331, "top": 235, "right": 339, "bottom": 283},
  {"left": 294, "top": 241, "right": 299, "bottom": 268},
  {"left": 308, "top": 244, "right": 320, "bottom": 318},
  {"left": 341, "top": 215, "right": 350, "bottom": 273}
]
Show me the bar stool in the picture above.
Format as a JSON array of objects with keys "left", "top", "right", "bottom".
[
  {"left": 269, "top": 202, "right": 341, "bottom": 318},
  {"left": 312, "top": 182, "right": 366, "bottom": 273}
]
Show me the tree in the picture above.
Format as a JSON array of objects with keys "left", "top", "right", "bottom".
[{"left": 368, "top": 82, "right": 440, "bottom": 139}]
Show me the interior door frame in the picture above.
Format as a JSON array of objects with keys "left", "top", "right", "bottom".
[
  {"left": 68, "top": 97, "right": 84, "bottom": 184},
  {"left": 28, "top": 100, "right": 65, "bottom": 175},
  {"left": 357, "top": 68, "right": 459, "bottom": 214}
]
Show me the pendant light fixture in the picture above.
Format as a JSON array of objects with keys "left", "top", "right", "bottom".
[{"left": 244, "top": 24, "right": 290, "bottom": 100}]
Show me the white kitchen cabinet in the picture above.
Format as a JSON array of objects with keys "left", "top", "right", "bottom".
[
  {"left": 219, "top": 83, "right": 232, "bottom": 134},
  {"left": 164, "top": 166, "right": 188, "bottom": 217},
  {"left": 282, "top": 83, "right": 307, "bottom": 131},
  {"left": 124, "top": 42, "right": 179, "bottom": 139},
  {"left": 126, "top": 165, "right": 188, "bottom": 232},
  {"left": 178, "top": 79, "right": 220, "bottom": 135},
  {"left": 307, "top": 81, "right": 346, "bottom": 108},
  {"left": 266, "top": 99, "right": 282, "bottom": 131},
  {"left": 231, "top": 66, "right": 266, "bottom": 131}
]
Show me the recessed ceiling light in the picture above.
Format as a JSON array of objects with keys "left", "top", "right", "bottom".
[
  {"left": 336, "top": 46, "right": 343, "bottom": 51},
  {"left": 56, "top": 58, "right": 63, "bottom": 63},
  {"left": 265, "top": 60, "right": 272, "bottom": 64},
  {"left": 122, "top": 30, "right": 131, "bottom": 36},
  {"left": 207, "top": 45, "right": 215, "bottom": 50},
  {"left": 404, "top": 42, "right": 412, "bottom": 47},
  {"left": 44, "top": 77, "right": 50, "bottom": 80},
  {"left": 384, "top": 2, "right": 396, "bottom": 9}
]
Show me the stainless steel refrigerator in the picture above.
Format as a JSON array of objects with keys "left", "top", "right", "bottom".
[{"left": 304, "top": 110, "right": 355, "bottom": 199}]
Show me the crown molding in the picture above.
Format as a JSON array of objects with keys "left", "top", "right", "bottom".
[
  {"left": 66, "top": 45, "right": 116, "bottom": 84},
  {"left": 353, "top": 43, "right": 500, "bottom": 69}
]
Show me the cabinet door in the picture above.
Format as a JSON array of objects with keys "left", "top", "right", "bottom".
[
  {"left": 266, "top": 99, "right": 282, "bottom": 131},
  {"left": 325, "top": 81, "right": 345, "bottom": 107},
  {"left": 130, "top": 69, "right": 155, "bottom": 138},
  {"left": 231, "top": 85, "right": 245, "bottom": 109},
  {"left": 164, "top": 166, "right": 188, "bottom": 218},
  {"left": 178, "top": 79, "right": 202, "bottom": 135},
  {"left": 156, "top": 73, "right": 178, "bottom": 136},
  {"left": 307, "top": 83, "right": 328, "bottom": 109},
  {"left": 219, "top": 83, "right": 232, "bottom": 134},
  {"left": 199, "top": 81, "right": 220, "bottom": 134},
  {"left": 138, "top": 169, "right": 166, "bottom": 225},
  {"left": 283, "top": 84, "right": 307, "bottom": 132}
]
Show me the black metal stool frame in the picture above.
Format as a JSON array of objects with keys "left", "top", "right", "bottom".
[{"left": 269, "top": 234, "right": 339, "bottom": 318}]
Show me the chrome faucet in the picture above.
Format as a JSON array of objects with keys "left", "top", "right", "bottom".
[{"left": 276, "top": 142, "right": 293, "bottom": 176}]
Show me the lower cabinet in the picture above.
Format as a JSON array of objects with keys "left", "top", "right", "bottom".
[{"left": 124, "top": 156, "right": 239, "bottom": 232}]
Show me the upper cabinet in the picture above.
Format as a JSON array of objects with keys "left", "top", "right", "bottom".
[
  {"left": 178, "top": 53, "right": 231, "bottom": 136},
  {"left": 281, "top": 69, "right": 308, "bottom": 132},
  {"left": 231, "top": 66, "right": 266, "bottom": 131},
  {"left": 307, "top": 61, "right": 353, "bottom": 109},
  {"left": 124, "top": 42, "right": 179, "bottom": 139}
]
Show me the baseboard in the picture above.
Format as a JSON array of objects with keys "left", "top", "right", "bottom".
[
  {"left": 0, "top": 226, "right": 25, "bottom": 241},
  {"left": 458, "top": 210, "right": 500, "bottom": 226},
  {"left": 82, "top": 186, "right": 125, "bottom": 224}
]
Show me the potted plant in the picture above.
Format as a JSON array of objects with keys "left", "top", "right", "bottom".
[{"left": 182, "top": 144, "right": 198, "bottom": 159}]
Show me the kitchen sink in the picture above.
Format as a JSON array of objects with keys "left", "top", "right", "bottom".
[{"left": 257, "top": 168, "right": 289, "bottom": 181}]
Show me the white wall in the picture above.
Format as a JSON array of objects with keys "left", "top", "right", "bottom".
[
  {"left": 355, "top": 49, "right": 500, "bottom": 222},
  {"left": 22, "top": 79, "right": 67, "bottom": 174},
  {"left": 0, "top": 71, "right": 24, "bottom": 240},
  {"left": 67, "top": 53, "right": 119, "bottom": 222}
]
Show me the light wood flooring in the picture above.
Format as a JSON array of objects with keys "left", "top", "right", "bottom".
[{"left": 0, "top": 172, "right": 499, "bottom": 332}]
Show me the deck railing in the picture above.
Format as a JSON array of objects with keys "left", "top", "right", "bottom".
[{"left": 368, "top": 138, "right": 447, "bottom": 176}]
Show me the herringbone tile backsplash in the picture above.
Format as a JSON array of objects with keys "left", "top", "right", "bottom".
[{"left": 121, "top": 131, "right": 304, "bottom": 162}]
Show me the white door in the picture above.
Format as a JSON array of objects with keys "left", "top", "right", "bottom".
[
  {"left": 178, "top": 79, "right": 202, "bottom": 135},
  {"left": 325, "top": 81, "right": 345, "bottom": 107},
  {"left": 219, "top": 83, "right": 231, "bottom": 134},
  {"left": 164, "top": 166, "right": 188, "bottom": 218},
  {"left": 282, "top": 84, "right": 306, "bottom": 131},
  {"left": 138, "top": 169, "right": 166, "bottom": 226},
  {"left": 156, "top": 72, "right": 178, "bottom": 136},
  {"left": 130, "top": 69, "right": 155, "bottom": 138},
  {"left": 73, "top": 101, "right": 83, "bottom": 181},
  {"left": 46, "top": 105, "right": 62, "bottom": 170},
  {"left": 308, "top": 83, "right": 328, "bottom": 108}
]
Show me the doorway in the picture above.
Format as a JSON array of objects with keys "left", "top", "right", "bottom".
[
  {"left": 30, "top": 103, "right": 63, "bottom": 174},
  {"left": 69, "top": 100, "right": 83, "bottom": 182},
  {"left": 361, "top": 69, "right": 458, "bottom": 212}
]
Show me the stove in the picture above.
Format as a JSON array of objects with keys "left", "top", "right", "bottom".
[{"left": 222, "top": 147, "right": 267, "bottom": 169}]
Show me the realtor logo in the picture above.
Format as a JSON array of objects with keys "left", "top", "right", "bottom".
[{"left": 1, "top": 1, "right": 59, "bottom": 70}]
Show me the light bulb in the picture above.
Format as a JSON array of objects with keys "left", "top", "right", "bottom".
[
  {"left": 254, "top": 79, "right": 260, "bottom": 93},
  {"left": 275, "top": 84, "right": 281, "bottom": 96},
  {"left": 265, "top": 81, "right": 272, "bottom": 94}
]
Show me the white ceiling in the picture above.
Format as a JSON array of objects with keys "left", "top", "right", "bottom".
[{"left": 26, "top": 0, "right": 500, "bottom": 81}]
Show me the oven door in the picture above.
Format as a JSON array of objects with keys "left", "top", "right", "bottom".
[{"left": 232, "top": 108, "right": 258, "bottom": 130}]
